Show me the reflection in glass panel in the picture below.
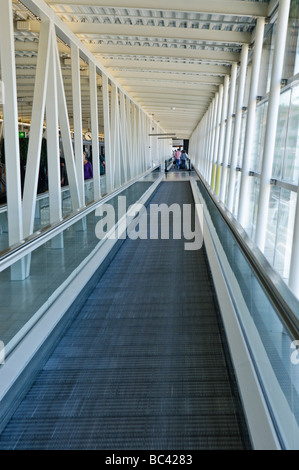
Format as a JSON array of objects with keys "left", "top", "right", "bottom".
[
  {"left": 259, "top": 24, "right": 275, "bottom": 96},
  {"left": 250, "top": 177, "right": 260, "bottom": 241},
  {"left": 283, "top": 85, "right": 299, "bottom": 184},
  {"left": 266, "top": 23, "right": 277, "bottom": 94},
  {"left": 274, "top": 189, "right": 297, "bottom": 282},
  {"left": 224, "top": 168, "right": 230, "bottom": 206},
  {"left": 228, "top": 119, "right": 235, "bottom": 167},
  {"left": 232, "top": 171, "right": 241, "bottom": 217},
  {"left": 272, "top": 90, "right": 291, "bottom": 180},
  {"left": 238, "top": 113, "right": 247, "bottom": 168},
  {"left": 251, "top": 105, "right": 262, "bottom": 172},
  {"left": 264, "top": 185, "right": 281, "bottom": 265},
  {"left": 283, "top": 0, "right": 299, "bottom": 78},
  {"left": 245, "top": 176, "right": 260, "bottom": 239},
  {"left": 252, "top": 102, "right": 268, "bottom": 175}
]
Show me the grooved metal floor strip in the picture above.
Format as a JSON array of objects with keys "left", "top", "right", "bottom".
[{"left": 0, "top": 182, "right": 251, "bottom": 450}]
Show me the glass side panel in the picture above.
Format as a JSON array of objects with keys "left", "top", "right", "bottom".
[
  {"left": 273, "top": 188, "right": 297, "bottom": 282},
  {"left": 272, "top": 90, "right": 292, "bottom": 180},
  {"left": 0, "top": 180, "right": 154, "bottom": 350},
  {"left": 197, "top": 178, "right": 299, "bottom": 450},
  {"left": 283, "top": 85, "right": 299, "bottom": 184}
]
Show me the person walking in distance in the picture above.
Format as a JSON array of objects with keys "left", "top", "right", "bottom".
[
  {"left": 180, "top": 149, "right": 189, "bottom": 170},
  {"left": 174, "top": 148, "right": 181, "bottom": 169}
]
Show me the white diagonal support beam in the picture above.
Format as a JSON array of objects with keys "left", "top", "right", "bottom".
[
  {"left": 71, "top": 42, "right": 85, "bottom": 208},
  {"left": 46, "top": 22, "right": 63, "bottom": 233},
  {"left": 54, "top": 29, "right": 81, "bottom": 213},
  {"left": 22, "top": 20, "right": 51, "bottom": 240},
  {"left": 102, "top": 74, "right": 113, "bottom": 193},
  {"left": 46, "top": 0, "right": 269, "bottom": 18},
  {"left": 89, "top": 61, "right": 101, "bottom": 200}
]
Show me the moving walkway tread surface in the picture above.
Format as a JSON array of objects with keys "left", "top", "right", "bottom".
[{"left": 0, "top": 181, "right": 251, "bottom": 450}]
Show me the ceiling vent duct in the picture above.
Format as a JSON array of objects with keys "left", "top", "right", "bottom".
[{"left": 16, "top": 21, "right": 31, "bottom": 31}]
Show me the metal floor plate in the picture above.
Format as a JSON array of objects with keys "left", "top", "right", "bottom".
[{"left": 0, "top": 182, "right": 251, "bottom": 450}]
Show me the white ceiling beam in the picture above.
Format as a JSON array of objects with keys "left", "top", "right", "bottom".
[
  {"left": 100, "top": 59, "right": 231, "bottom": 75},
  {"left": 16, "top": 68, "right": 90, "bottom": 78},
  {"left": 16, "top": 55, "right": 88, "bottom": 68},
  {"left": 45, "top": 0, "right": 269, "bottom": 18},
  {"left": 16, "top": 77, "right": 102, "bottom": 86},
  {"left": 139, "top": 97, "right": 211, "bottom": 104},
  {"left": 141, "top": 103, "right": 209, "bottom": 110},
  {"left": 91, "top": 45, "right": 240, "bottom": 62},
  {"left": 123, "top": 80, "right": 218, "bottom": 91},
  {"left": 15, "top": 40, "right": 70, "bottom": 54},
  {"left": 130, "top": 91, "right": 215, "bottom": 100},
  {"left": 17, "top": 0, "right": 151, "bottom": 118},
  {"left": 111, "top": 71, "right": 224, "bottom": 85},
  {"left": 51, "top": 22, "right": 252, "bottom": 45}
]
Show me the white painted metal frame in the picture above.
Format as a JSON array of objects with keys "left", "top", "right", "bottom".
[
  {"left": 219, "top": 62, "right": 237, "bottom": 203},
  {"left": 227, "top": 44, "right": 249, "bottom": 212},
  {"left": 215, "top": 75, "right": 230, "bottom": 195},
  {"left": 255, "top": 0, "right": 291, "bottom": 251},
  {"left": 89, "top": 61, "right": 101, "bottom": 200},
  {"left": 238, "top": 18, "right": 265, "bottom": 228},
  {"left": 1, "top": 0, "right": 164, "bottom": 262},
  {"left": 211, "top": 84, "right": 223, "bottom": 191},
  {"left": 71, "top": 43, "right": 85, "bottom": 208}
]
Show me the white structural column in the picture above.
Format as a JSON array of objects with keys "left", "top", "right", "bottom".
[
  {"left": 46, "top": 22, "right": 63, "bottom": 248},
  {"left": 207, "top": 94, "right": 219, "bottom": 185},
  {"left": 138, "top": 108, "right": 145, "bottom": 173},
  {"left": 0, "top": 0, "right": 23, "bottom": 242},
  {"left": 238, "top": 17, "right": 265, "bottom": 227},
  {"left": 119, "top": 91, "right": 128, "bottom": 184},
  {"left": 89, "top": 61, "right": 101, "bottom": 200},
  {"left": 126, "top": 97, "right": 133, "bottom": 178},
  {"left": 204, "top": 108, "right": 212, "bottom": 179},
  {"left": 22, "top": 20, "right": 51, "bottom": 239},
  {"left": 71, "top": 43, "right": 85, "bottom": 208},
  {"left": 111, "top": 83, "right": 121, "bottom": 189},
  {"left": 0, "top": 0, "right": 25, "bottom": 279},
  {"left": 220, "top": 62, "right": 238, "bottom": 203},
  {"left": 211, "top": 84, "right": 223, "bottom": 191},
  {"left": 289, "top": 186, "right": 299, "bottom": 298},
  {"left": 132, "top": 105, "right": 138, "bottom": 177},
  {"left": 206, "top": 98, "right": 216, "bottom": 182},
  {"left": 215, "top": 75, "right": 230, "bottom": 195},
  {"left": 255, "top": 0, "right": 291, "bottom": 251},
  {"left": 227, "top": 44, "right": 249, "bottom": 212},
  {"left": 102, "top": 73, "right": 113, "bottom": 194}
]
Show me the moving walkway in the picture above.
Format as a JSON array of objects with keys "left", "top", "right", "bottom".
[{"left": 0, "top": 166, "right": 298, "bottom": 450}]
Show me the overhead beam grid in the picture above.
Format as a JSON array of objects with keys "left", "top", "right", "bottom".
[{"left": 11, "top": 0, "right": 272, "bottom": 137}]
